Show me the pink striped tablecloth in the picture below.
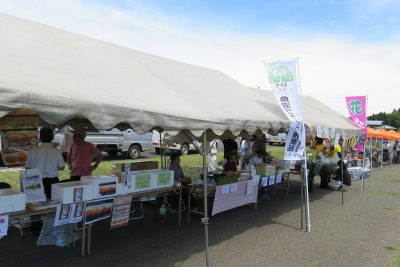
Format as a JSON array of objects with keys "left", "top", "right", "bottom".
[{"left": 212, "top": 180, "right": 258, "bottom": 216}]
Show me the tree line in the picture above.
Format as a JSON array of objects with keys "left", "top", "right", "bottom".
[{"left": 368, "top": 108, "right": 400, "bottom": 130}]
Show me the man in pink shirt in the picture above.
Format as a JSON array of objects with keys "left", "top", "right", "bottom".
[{"left": 68, "top": 130, "right": 102, "bottom": 181}]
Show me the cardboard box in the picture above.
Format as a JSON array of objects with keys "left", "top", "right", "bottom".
[
  {"left": 255, "top": 164, "right": 276, "bottom": 177},
  {"left": 81, "top": 176, "right": 118, "bottom": 199},
  {"left": 0, "top": 189, "right": 26, "bottom": 214},
  {"left": 51, "top": 182, "right": 93, "bottom": 204},
  {"left": 112, "top": 161, "right": 159, "bottom": 183},
  {"left": 153, "top": 170, "right": 174, "bottom": 189}
]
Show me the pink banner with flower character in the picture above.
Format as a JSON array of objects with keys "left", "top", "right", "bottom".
[{"left": 346, "top": 96, "right": 367, "bottom": 151}]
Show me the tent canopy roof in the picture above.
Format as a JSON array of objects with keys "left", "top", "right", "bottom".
[
  {"left": 0, "top": 13, "right": 358, "bottom": 141},
  {"left": 0, "top": 13, "right": 287, "bottom": 140}
]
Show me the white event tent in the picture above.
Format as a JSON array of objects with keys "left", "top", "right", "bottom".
[{"left": 0, "top": 13, "right": 359, "bottom": 266}]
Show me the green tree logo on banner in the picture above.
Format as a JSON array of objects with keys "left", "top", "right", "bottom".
[
  {"left": 269, "top": 65, "right": 294, "bottom": 83},
  {"left": 349, "top": 100, "right": 363, "bottom": 114}
]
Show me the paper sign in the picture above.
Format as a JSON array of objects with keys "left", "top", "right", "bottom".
[
  {"left": 54, "top": 204, "right": 71, "bottom": 226},
  {"left": 134, "top": 174, "right": 152, "bottom": 190},
  {"left": 261, "top": 177, "right": 269, "bottom": 187},
  {"left": 69, "top": 203, "right": 84, "bottom": 223},
  {"left": 230, "top": 183, "right": 238, "bottom": 193},
  {"left": 157, "top": 172, "right": 172, "bottom": 187},
  {"left": 20, "top": 169, "right": 46, "bottom": 203},
  {"left": 111, "top": 195, "right": 132, "bottom": 229},
  {"left": 0, "top": 215, "right": 8, "bottom": 237},
  {"left": 246, "top": 180, "right": 253, "bottom": 195},
  {"left": 221, "top": 185, "right": 230, "bottom": 194},
  {"left": 276, "top": 174, "right": 283, "bottom": 184},
  {"left": 268, "top": 176, "right": 275, "bottom": 186}
]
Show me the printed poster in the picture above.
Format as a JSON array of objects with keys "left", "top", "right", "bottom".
[
  {"left": 84, "top": 198, "right": 114, "bottom": 225},
  {"left": 20, "top": 169, "right": 46, "bottom": 203},
  {"left": 54, "top": 204, "right": 72, "bottom": 226},
  {"left": 54, "top": 203, "right": 85, "bottom": 226},
  {"left": 0, "top": 115, "right": 39, "bottom": 167},
  {"left": 111, "top": 195, "right": 132, "bottom": 229},
  {"left": 1, "top": 130, "right": 38, "bottom": 167}
]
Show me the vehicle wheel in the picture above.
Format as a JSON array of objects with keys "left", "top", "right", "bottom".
[
  {"left": 180, "top": 144, "right": 189, "bottom": 156},
  {"left": 107, "top": 150, "right": 118, "bottom": 158},
  {"left": 128, "top": 145, "right": 141, "bottom": 159},
  {"left": 155, "top": 148, "right": 161, "bottom": 154},
  {"left": 269, "top": 142, "right": 273, "bottom": 145}
]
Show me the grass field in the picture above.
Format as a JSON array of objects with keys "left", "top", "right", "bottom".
[{"left": 0, "top": 146, "right": 285, "bottom": 190}]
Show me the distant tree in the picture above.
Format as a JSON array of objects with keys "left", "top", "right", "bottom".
[{"left": 368, "top": 109, "right": 400, "bottom": 129}]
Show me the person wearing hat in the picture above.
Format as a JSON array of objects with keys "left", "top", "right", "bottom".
[
  {"left": 26, "top": 127, "right": 65, "bottom": 199},
  {"left": 68, "top": 129, "right": 102, "bottom": 181}
]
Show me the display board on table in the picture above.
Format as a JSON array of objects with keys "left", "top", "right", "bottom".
[{"left": 20, "top": 169, "right": 46, "bottom": 203}]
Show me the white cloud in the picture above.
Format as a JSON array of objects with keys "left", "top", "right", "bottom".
[{"left": 0, "top": 0, "right": 399, "bottom": 116}]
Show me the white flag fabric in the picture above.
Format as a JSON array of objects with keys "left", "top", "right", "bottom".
[{"left": 264, "top": 59, "right": 305, "bottom": 160}]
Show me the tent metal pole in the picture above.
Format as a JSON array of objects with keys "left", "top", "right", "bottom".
[
  {"left": 303, "top": 148, "right": 311, "bottom": 232},
  {"left": 159, "top": 132, "right": 164, "bottom": 169},
  {"left": 381, "top": 138, "right": 383, "bottom": 169},
  {"left": 202, "top": 130, "right": 210, "bottom": 267},
  {"left": 300, "top": 168, "right": 304, "bottom": 231},
  {"left": 341, "top": 154, "right": 344, "bottom": 205},
  {"left": 361, "top": 141, "right": 366, "bottom": 192},
  {"left": 370, "top": 138, "right": 373, "bottom": 173}
]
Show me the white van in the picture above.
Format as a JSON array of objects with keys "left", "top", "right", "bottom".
[
  {"left": 53, "top": 128, "right": 153, "bottom": 159},
  {"left": 152, "top": 130, "right": 199, "bottom": 156}
]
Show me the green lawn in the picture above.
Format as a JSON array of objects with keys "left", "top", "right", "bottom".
[{"left": 0, "top": 146, "right": 286, "bottom": 190}]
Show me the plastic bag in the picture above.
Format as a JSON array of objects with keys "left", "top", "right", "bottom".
[{"left": 36, "top": 215, "right": 80, "bottom": 247}]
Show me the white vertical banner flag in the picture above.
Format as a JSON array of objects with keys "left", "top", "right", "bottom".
[{"left": 264, "top": 59, "right": 305, "bottom": 160}]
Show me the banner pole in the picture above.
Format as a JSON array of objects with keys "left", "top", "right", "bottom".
[
  {"left": 370, "top": 138, "right": 373, "bottom": 172},
  {"left": 361, "top": 95, "right": 369, "bottom": 191},
  {"left": 202, "top": 130, "right": 210, "bottom": 267},
  {"left": 296, "top": 58, "right": 311, "bottom": 232},
  {"left": 361, "top": 143, "right": 366, "bottom": 192}
]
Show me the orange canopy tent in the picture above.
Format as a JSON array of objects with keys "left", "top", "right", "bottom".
[
  {"left": 366, "top": 128, "right": 400, "bottom": 140},
  {"left": 387, "top": 130, "right": 400, "bottom": 140},
  {"left": 367, "top": 127, "right": 380, "bottom": 138}
]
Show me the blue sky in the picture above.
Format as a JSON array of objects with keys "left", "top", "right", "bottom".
[
  {"left": 95, "top": 0, "right": 400, "bottom": 41},
  {"left": 0, "top": 0, "right": 399, "bottom": 115}
]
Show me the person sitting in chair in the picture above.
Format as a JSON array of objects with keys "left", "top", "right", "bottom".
[
  {"left": 169, "top": 152, "right": 198, "bottom": 210},
  {"left": 223, "top": 151, "right": 237, "bottom": 172}
]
